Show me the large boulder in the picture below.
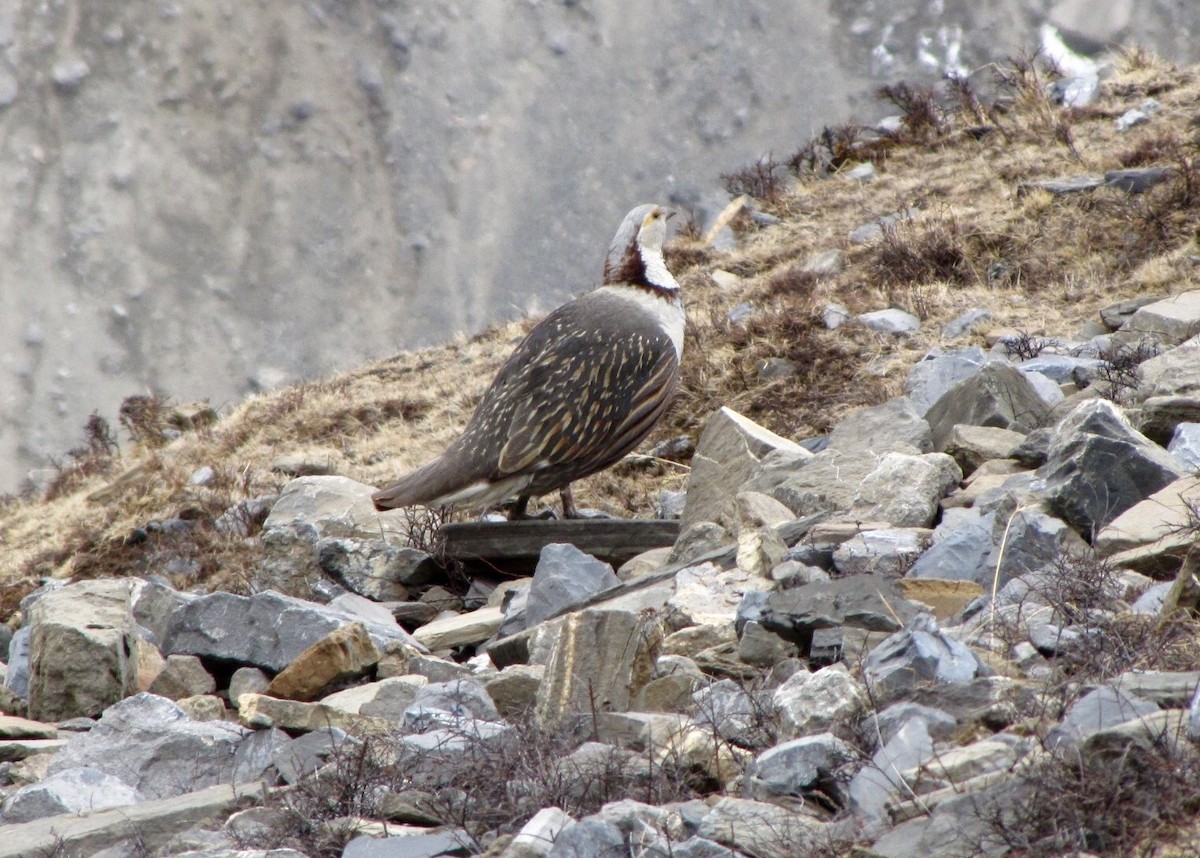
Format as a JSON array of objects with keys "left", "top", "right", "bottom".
[
  {"left": 47, "top": 693, "right": 251, "bottom": 800},
  {"left": 1, "top": 768, "right": 143, "bottom": 824},
  {"left": 849, "top": 452, "right": 961, "bottom": 528},
  {"left": 925, "top": 363, "right": 1050, "bottom": 450},
  {"left": 905, "top": 348, "right": 990, "bottom": 416},
  {"left": 259, "top": 475, "right": 409, "bottom": 595},
  {"left": 26, "top": 579, "right": 143, "bottom": 721},
  {"left": 1123, "top": 292, "right": 1200, "bottom": 345},
  {"left": 164, "top": 589, "right": 422, "bottom": 672},
  {"left": 1035, "top": 399, "right": 1186, "bottom": 536},
  {"left": 680, "top": 407, "right": 808, "bottom": 532},
  {"left": 535, "top": 609, "right": 661, "bottom": 725}
]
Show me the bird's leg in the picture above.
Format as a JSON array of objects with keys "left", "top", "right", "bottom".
[
  {"left": 507, "top": 495, "right": 532, "bottom": 521},
  {"left": 560, "top": 485, "right": 580, "bottom": 519}
]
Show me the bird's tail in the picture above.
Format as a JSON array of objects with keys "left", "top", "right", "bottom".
[{"left": 371, "top": 456, "right": 463, "bottom": 511}]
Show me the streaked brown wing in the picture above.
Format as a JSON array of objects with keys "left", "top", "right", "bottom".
[{"left": 496, "top": 332, "right": 678, "bottom": 478}]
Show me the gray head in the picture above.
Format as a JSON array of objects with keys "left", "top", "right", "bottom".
[{"left": 603, "top": 204, "right": 676, "bottom": 289}]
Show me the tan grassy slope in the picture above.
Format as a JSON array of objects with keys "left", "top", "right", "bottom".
[{"left": 1, "top": 50, "right": 1198, "bottom": 609}]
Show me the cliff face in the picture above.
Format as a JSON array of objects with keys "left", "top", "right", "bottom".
[{"left": 1, "top": 0, "right": 1198, "bottom": 492}]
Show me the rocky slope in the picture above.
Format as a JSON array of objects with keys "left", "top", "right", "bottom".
[
  {"left": 1, "top": 49, "right": 1200, "bottom": 858},
  {"left": 6, "top": 0, "right": 1200, "bottom": 496}
]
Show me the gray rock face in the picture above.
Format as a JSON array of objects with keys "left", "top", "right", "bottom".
[
  {"left": 273, "top": 727, "right": 353, "bottom": 784},
  {"left": 1168, "top": 422, "right": 1200, "bottom": 469},
  {"left": 905, "top": 348, "right": 989, "bottom": 416},
  {"left": 1035, "top": 399, "right": 1186, "bottom": 535},
  {"left": 546, "top": 817, "right": 626, "bottom": 857},
  {"left": 762, "top": 574, "right": 922, "bottom": 646},
  {"left": 404, "top": 679, "right": 501, "bottom": 732},
  {"left": 535, "top": 609, "right": 660, "bottom": 725},
  {"left": 164, "top": 589, "right": 421, "bottom": 672},
  {"left": 926, "top": 363, "right": 1050, "bottom": 450},
  {"left": 864, "top": 615, "right": 985, "bottom": 700},
  {"left": 524, "top": 543, "right": 620, "bottom": 628},
  {"left": 745, "top": 733, "right": 856, "bottom": 803},
  {"left": 342, "top": 830, "right": 472, "bottom": 857},
  {"left": 47, "top": 693, "right": 250, "bottom": 800},
  {"left": 907, "top": 504, "right": 1085, "bottom": 589},
  {"left": 832, "top": 528, "right": 932, "bottom": 576},
  {"left": 849, "top": 717, "right": 934, "bottom": 829},
  {"left": 317, "top": 537, "right": 437, "bottom": 601},
  {"left": 1, "top": 767, "right": 143, "bottom": 823},
  {"left": 681, "top": 407, "right": 808, "bottom": 532},
  {"left": 1018, "top": 354, "right": 1104, "bottom": 384},
  {"left": 1123, "top": 291, "right": 1200, "bottom": 345},
  {"left": 4, "top": 626, "right": 31, "bottom": 699},
  {"left": 259, "top": 476, "right": 409, "bottom": 594},
  {"left": 858, "top": 308, "right": 920, "bottom": 334},
  {"left": 772, "top": 667, "right": 867, "bottom": 740},
  {"left": 147, "top": 654, "right": 216, "bottom": 701},
  {"left": 828, "top": 398, "right": 933, "bottom": 454},
  {"left": 849, "top": 452, "right": 961, "bottom": 528},
  {"left": 1049, "top": 685, "right": 1160, "bottom": 749},
  {"left": 26, "top": 578, "right": 141, "bottom": 722}
]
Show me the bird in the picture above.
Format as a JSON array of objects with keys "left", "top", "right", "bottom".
[{"left": 372, "top": 203, "right": 685, "bottom": 519}]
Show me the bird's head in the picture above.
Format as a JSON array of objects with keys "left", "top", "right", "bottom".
[{"left": 604, "top": 204, "right": 678, "bottom": 291}]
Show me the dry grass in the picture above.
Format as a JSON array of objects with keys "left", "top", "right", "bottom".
[{"left": 3, "top": 53, "right": 1200, "bottom": 605}]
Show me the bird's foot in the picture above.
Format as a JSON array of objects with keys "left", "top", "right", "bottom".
[
  {"left": 560, "top": 486, "right": 580, "bottom": 519},
  {"left": 502, "top": 495, "right": 557, "bottom": 521}
]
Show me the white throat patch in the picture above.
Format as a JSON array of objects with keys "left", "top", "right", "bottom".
[{"left": 639, "top": 245, "right": 680, "bottom": 292}]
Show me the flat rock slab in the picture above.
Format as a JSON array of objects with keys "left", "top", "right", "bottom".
[
  {"left": 0, "top": 781, "right": 264, "bottom": 858},
  {"left": 440, "top": 519, "right": 679, "bottom": 573},
  {"left": 0, "top": 715, "right": 57, "bottom": 740},
  {"left": 165, "top": 589, "right": 423, "bottom": 672},
  {"left": 0, "top": 738, "right": 67, "bottom": 762},
  {"left": 411, "top": 606, "right": 503, "bottom": 650}
]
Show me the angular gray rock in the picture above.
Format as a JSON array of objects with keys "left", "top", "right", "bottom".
[
  {"left": 942, "top": 309, "right": 991, "bottom": 339},
  {"left": 524, "top": 543, "right": 621, "bottom": 628},
  {"left": 404, "top": 679, "right": 501, "bottom": 733},
  {"left": 849, "top": 452, "right": 961, "bottom": 527},
  {"left": 762, "top": 574, "right": 922, "bottom": 652},
  {"left": 942, "top": 424, "right": 1026, "bottom": 473},
  {"left": 828, "top": 398, "right": 933, "bottom": 454},
  {"left": 858, "top": 308, "right": 920, "bottom": 334},
  {"left": 535, "top": 609, "right": 660, "bottom": 725},
  {"left": 681, "top": 407, "right": 808, "bottom": 532},
  {"left": 864, "top": 615, "right": 985, "bottom": 700},
  {"left": 546, "top": 817, "right": 626, "bottom": 857},
  {"left": 1035, "top": 398, "right": 1186, "bottom": 535},
  {"left": 1, "top": 767, "right": 143, "bottom": 823},
  {"left": 864, "top": 702, "right": 957, "bottom": 745},
  {"left": 508, "top": 806, "right": 575, "bottom": 856},
  {"left": 342, "top": 830, "right": 472, "bottom": 857},
  {"left": 1049, "top": 685, "right": 1160, "bottom": 749},
  {"left": 259, "top": 475, "right": 408, "bottom": 594},
  {"left": 697, "top": 797, "right": 824, "bottom": 858},
  {"left": 272, "top": 727, "right": 354, "bottom": 784},
  {"left": 1123, "top": 290, "right": 1200, "bottom": 345},
  {"left": 908, "top": 503, "right": 1086, "bottom": 589},
  {"left": 745, "top": 733, "right": 856, "bottom": 803},
  {"left": 1018, "top": 354, "right": 1104, "bottom": 385},
  {"left": 905, "top": 348, "right": 989, "bottom": 416},
  {"left": 849, "top": 717, "right": 934, "bottom": 830},
  {"left": 772, "top": 666, "right": 867, "bottom": 739},
  {"left": 164, "top": 589, "right": 422, "bottom": 672},
  {"left": 26, "top": 578, "right": 142, "bottom": 721},
  {"left": 925, "top": 363, "right": 1050, "bottom": 450},
  {"left": 147, "top": 654, "right": 216, "bottom": 701},
  {"left": 47, "top": 693, "right": 251, "bottom": 800},
  {"left": 1168, "top": 422, "right": 1200, "bottom": 469},
  {"left": 832, "top": 528, "right": 932, "bottom": 576},
  {"left": 317, "top": 536, "right": 437, "bottom": 600}
]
